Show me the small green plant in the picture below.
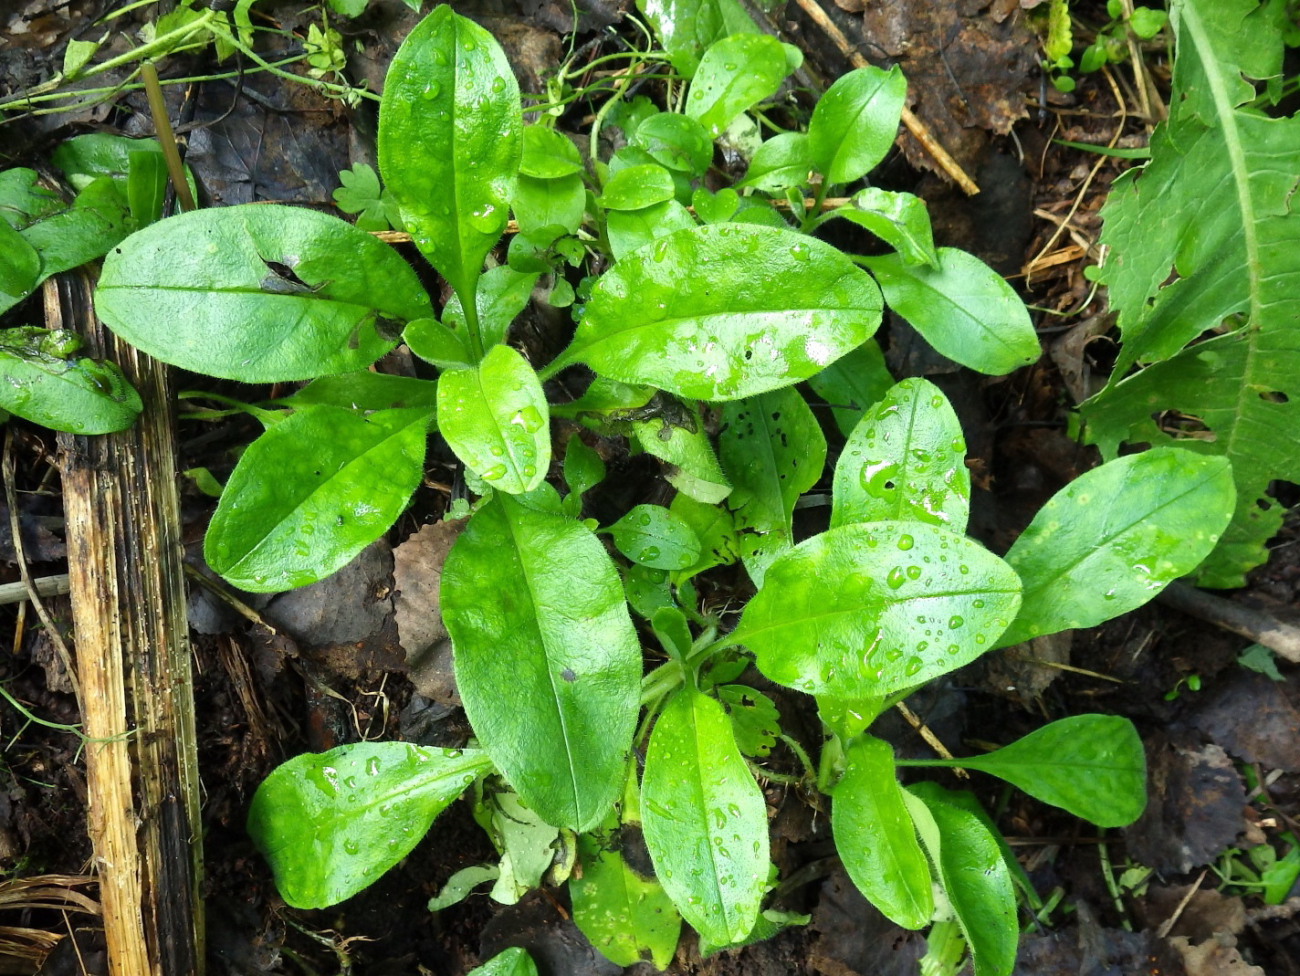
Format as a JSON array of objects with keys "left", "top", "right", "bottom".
[
  {"left": 30, "top": 3, "right": 1245, "bottom": 972},
  {"left": 1035, "top": 0, "right": 1169, "bottom": 92}
]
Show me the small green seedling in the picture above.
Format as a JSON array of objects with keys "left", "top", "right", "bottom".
[{"left": 70, "top": 5, "right": 1244, "bottom": 973}]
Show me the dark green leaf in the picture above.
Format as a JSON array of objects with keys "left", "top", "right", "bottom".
[
  {"left": 247, "top": 741, "right": 492, "bottom": 909},
  {"left": 441, "top": 495, "right": 641, "bottom": 831},
  {"left": 96, "top": 205, "right": 431, "bottom": 381},
  {"left": 555, "top": 224, "right": 882, "bottom": 401},
  {"left": 670, "top": 493, "right": 739, "bottom": 579},
  {"left": 808, "top": 66, "right": 907, "bottom": 185},
  {"left": 685, "top": 34, "right": 794, "bottom": 138},
  {"left": 733, "top": 522, "right": 1021, "bottom": 699},
  {"left": 0, "top": 221, "right": 40, "bottom": 314},
  {"left": 601, "top": 164, "right": 677, "bottom": 211},
  {"left": 715, "top": 685, "right": 779, "bottom": 758},
  {"left": 0, "top": 326, "right": 141, "bottom": 433},
  {"left": 467, "top": 948, "right": 538, "bottom": 976},
  {"left": 740, "top": 132, "right": 814, "bottom": 194},
  {"left": 205, "top": 406, "right": 432, "bottom": 591},
  {"left": 562, "top": 436, "right": 606, "bottom": 510},
  {"left": 20, "top": 177, "right": 132, "bottom": 278},
  {"left": 281, "top": 372, "right": 439, "bottom": 412}
]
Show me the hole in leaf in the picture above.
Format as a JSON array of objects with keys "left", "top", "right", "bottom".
[{"left": 1259, "top": 390, "right": 1290, "bottom": 403}]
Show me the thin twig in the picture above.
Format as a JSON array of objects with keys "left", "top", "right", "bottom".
[
  {"left": 1158, "top": 580, "right": 1300, "bottom": 664},
  {"left": 895, "top": 701, "right": 969, "bottom": 778},
  {"left": 1156, "top": 869, "right": 1208, "bottom": 939},
  {"left": 0, "top": 574, "right": 71, "bottom": 606}
]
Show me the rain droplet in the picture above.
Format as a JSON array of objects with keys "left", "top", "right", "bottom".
[
  {"left": 897, "top": 533, "right": 915, "bottom": 551},
  {"left": 482, "top": 463, "right": 508, "bottom": 480},
  {"left": 886, "top": 566, "right": 907, "bottom": 589}
]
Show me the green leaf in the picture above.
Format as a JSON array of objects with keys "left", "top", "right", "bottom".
[
  {"left": 635, "top": 0, "right": 760, "bottom": 76},
  {"left": 608, "top": 504, "right": 702, "bottom": 571},
  {"left": 641, "top": 686, "right": 769, "bottom": 947},
  {"left": 715, "top": 685, "right": 779, "bottom": 758},
  {"left": 21, "top": 177, "right": 132, "bottom": 278},
  {"left": 0, "top": 326, "right": 141, "bottom": 433},
  {"left": 831, "top": 378, "right": 969, "bottom": 533},
  {"left": 512, "top": 174, "right": 586, "bottom": 236},
  {"left": 601, "top": 164, "right": 677, "bottom": 211},
  {"left": 478, "top": 790, "right": 560, "bottom": 904},
  {"left": 333, "top": 163, "right": 397, "bottom": 232},
  {"left": 468, "top": 947, "right": 538, "bottom": 976},
  {"left": 733, "top": 522, "right": 1021, "bottom": 699},
  {"left": 624, "top": 563, "right": 676, "bottom": 620},
  {"left": 953, "top": 715, "right": 1147, "bottom": 827},
  {"left": 96, "top": 204, "right": 430, "bottom": 381},
  {"left": 247, "top": 741, "right": 492, "bottom": 909},
  {"left": 632, "top": 404, "right": 732, "bottom": 505},
  {"left": 805, "top": 339, "right": 894, "bottom": 436},
  {"left": 437, "top": 345, "right": 550, "bottom": 495},
  {"left": 204, "top": 405, "right": 432, "bottom": 591},
  {"left": 441, "top": 265, "right": 541, "bottom": 350},
  {"left": 670, "top": 493, "right": 739, "bottom": 579},
  {"left": 126, "top": 151, "right": 167, "bottom": 226},
  {"left": 555, "top": 224, "right": 882, "bottom": 401},
  {"left": 634, "top": 113, "right": 714, "bottom": 177},
  {"left": 441, "top": 495, "right": 641, "bottom": 831},
  {"left": 829, "top": 188, "right": 938, "bottom": 267},
  {"left": 807, "top": 65, "right": 907, "bottom": 185},
  {"left": 719, "top": 386, "right": 826, "bottom": 586},
  {"left": 685, "top": 34, "right": 794, "bottom": 138},
  {"left": 740, "top": 132, "right": 813, "bottom": 194},
  {"left": 51, "top": 133, "right": 167, "bottom": 190},
  {"left": 692, "top": 187, "right": 740, "bottom": 224},
  {"left": 0, "top": 221, "right": 41, "bottom": 314},
  {"left": 379, "top": 6, "right": 522, "bottom": 307},
  {"left": 998, "top": 448, "right": 1235, "bottom": 646},
  {"left": 404, "top": 318, "right": 472, "bottom": 370},
  {"left": 1129, "top": 6, "right": 1168, "bottom": 39},
  {"left": 1080, "top": 0, "right": 1300, "bottom": 586},
  {"left": 520, "top": 126, "right": 583, "bottom": 178},
  {"left": 905, "top": 784, "right": 1017, "bottom": 976},
  {"left": 831, "top": 736, "right": 933, "bottom": 929},
  {"left": 606, "top": 199, "right": 697, "bottom": 261},
  {"left": 280, "top": 371, "right": 439, "bottom": 412},
  {"left": 562, "top": 436, "right": 606, "bottom": 511},
  {"left": 862, "top": 248, "right": 1039, "bottom": 376}
]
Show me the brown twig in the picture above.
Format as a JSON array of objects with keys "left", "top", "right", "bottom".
[{"left": 1157, "top": 580, "right": 1300, "bottom": 663}]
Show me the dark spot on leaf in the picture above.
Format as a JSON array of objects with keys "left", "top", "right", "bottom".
[{"left": 561, "top": 667, "right": 576, "bottom": 682}]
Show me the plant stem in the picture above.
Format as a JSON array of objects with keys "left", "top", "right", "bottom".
[{"left": 141, "top": 62, "right": 196, "bottom": 212}]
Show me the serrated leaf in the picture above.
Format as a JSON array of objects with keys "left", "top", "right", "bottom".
[
  {"left": 808, "top": 65, "right": 907, "bottom": 185},
  {"left": 0, "top": 326, "right": 141, "bottom": 433},
  {"left": 205, "top": 405, "right": 432, "bottom": 591},
  {"left": 806, "top": 339, "right": 894, "bottom": 436},
  {"left": 685, "top": 34, "right": 793, "bottom": 138},
  {"left": 1081, "top": 0, "right": 1300, "bottom": 586},
  {"left": 554, "top": 224, "right": 882, "bottom": 401},
  {"left": 863, "top": 248, "right": 1039, "bottom": 376},
  {"left": 832, "top": 736, "right": 933, "bottom": 929},
  {"left": 641, "top": 686, "right": 769, "bottom": 947},
  {"left": 955, "top": 715, "right": 1146, "bottom": 827},
  {"left": 733, "top": 522, "right": 1021, "bottom": 699},
  {"left": 441, "top": 495, "right": 641, "bottom": 831},
  {"left": 379, "top": 6, "right": 521, "bottom": 307},
  {"left": 96, "top": 205, "right": 430, "bottom": 381},
  {"left": 831, "top": 378, "right": 969, "bottom": 532},
  {"left": 905, "top": 784, "right": 1017, "bottom": 976},
  {"left": 437, "top": 345, "right": 550, "bottom": 495},
  {"left": 829, "top": 188, "right": 938, "bottom": 267},
  {"left": 998, "top": 448, "right": 1235, "bottom": 646},
  {"left": 608, "top": 504, "right": 702, "bottom": 571},
  {"left": 247, "top": 741, "right": 492, "bottom": 909},
  {"left": 719, "top": 386, "right": 825, "bottom": 586}
]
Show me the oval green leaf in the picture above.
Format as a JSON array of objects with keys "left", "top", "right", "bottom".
[
  {"left": 633, "top": 113, "right": 714, "bottom": 177},
  {"left": 733, "top": 521, "right": 1021, "bottom": 699},
  {"left": 808, "top": 65, "right": 907, "bottom": 185},
  {"left": 555, "top": 223, "right": 882, "bottom": 401},
  {"left": 641, "top": 686, "right": 769, "bottom": 947},
  {"left": 832, "top": 735, "right": 933, "bottom": 929},
  {"left": 905, "top": 784, "right": 1017, "bottom": 976},
  {"left": 520, "top": 126, "right": 583, "bottom": 179},
  {"left": 0, "top": 328, "right": 141, "bottom": 434},
  {"left": 606, "top": 199, "right": 697, "bottom": 261},
  {"left": 999, "top": 449, "right": 1235, "bottom": 646},
  {"left": 806, "top": 339, "right": 894, "bottom": 436},
  {"left": 205, "top": 405, "right": 432, "bottom": 591},
  {"left": 831, "top": 378, "right": 969, "bottom": 532},
  {"left": 0, "top": 220, "right": 41, "bottom": 314},
  {"left": 740, "top": 131, "right": 814, "bottom": 193},
  {"left": 437, "top": 344, "right": 550, "bottom": 494},
  {"left": 609, "top": 503, "right": 702, "bottom": 570},
  {"left": 247, "top": 741, "right": 492, "bottom": 909},
  {"left": 283, "top": 371, "right": 439, "bottom": 412},
  {"left": 379, "top": 6, "right": 522, "bottom": 301},
  {"left": 96, "top": 205, "right": 431, "bottom": 381},
  {"left": 831, "top": 188, "right": 939, "bottom": 267},
  {"left": 863, "top": 248, "right": 1039, "bottom": 376},
  {"left": 686, "top": 34, "right": 792, "bottom": 138},
  {"left": 959, "top": 715, "right": 1146, "bottom": 827},
  {"left": 601, "top": 164, "right": 678, "bottom": 211},
  {"left": 441, "top": 495, "right": 642, "bottom": 831}
]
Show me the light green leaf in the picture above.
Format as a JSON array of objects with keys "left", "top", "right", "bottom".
[
  {"left": 519, "top": 126, "right": 583, "bottom": 178},
  {"left": 554, "top": 224, "right": 882, "bottom": 401},
  {"left": 808, "top": 65, "right": 907, "bottom": 185},
  {"left": 719, "top": 386, "right": 825, "bottom": 586},
  {"left": 733, "top": 522, "right": 1021, "bottom": 699},
  {"left": 14, "top": 176, "right": 132, "bottom": 280},
  {"left": 832, "top": 736, "right": 933, "bottom": 929},
  {"left": 806, "top": 339, "right": 894, "bottom": 436},
  {"left": 51, "top": 133, "right": 167, "bottom": 190},
  {"left": 608, "top": 504, "right": 702, "bottom": 571},
  {"left": 441, "top": 265, "right": 541, "bottom": 350},
  {"left": 999, "top": 448, "right": 1235, "bottom": 646},
  {"left": 686, "top": 34, "right": 794, "bottom": 138},
  {"left": 481, "top": 791, "right": 559, "bottom": 904},
  {"left": 247, "top": 741, "right": 492, "bottom": 909},
  {"left": 632, "top": 404, "right": 732, "bottom": 505},
  {"left": 468, "top": 947, "right": 538, "bottom": 976},
  {"left": 641, "top": 686, "right": 769, "bottom": 947},
  {"left": 601, "top": 163, "right": 677, "bottom": 211},
  {"left": 905, "top": 784, "right": 1017, "bottom": 976},
  {"left": 379, "top": 6, "right": 521, "bottom": 308},
  {"left": 205, "top": 405, "right": 432, "bottom": 591},
  {"left": 0, "top": 326, "right": 141, "bottom": 433},
  {"left": 282, "top": 371, "right": 439, "bottom": 413},
  {"left": 692, "top": 187, "right": 740, "bottom": 224},
  {"left": 96, "top": 205, "right": 430, "bottom": 381},
  {"left": 0, "top": 221, "right": 41, "bottom": 314},
  {"left": 511, "top": 174, "right": 586, "bottom": 235},
  {"left": 829, "top": 188, "right": 938, "bottom": 267},
  {"left": 715, "top": 685, "right": 779, "bottom": 759},
  {"left": 404, "top": 318, "right": 472, "bottom": 370},
  {"left": 437, "top": 344, "right": 550, "bottom": 495},
  {"left": 441, "top": 495, "right": 641, "bottom": 831},
  {"left": 740, "top": 132, "right": 814, "bottom": 193},
  {"left": 562, "top": 436, "right": 606, "bottom": 512},
  {"left": 634, "top": 113, "right": 714, "bottom": 177},
  {"left": 831, "top": 378, "right": 969, "bottom": 532},
  {"left": 635, "top": 0, "right": 759, "bottom": 76},
  {"left": 606, "top": 199, "right": 696, "bottom": 261},
  {"left": 947, "top": 715, "right": 1146, "bottom": 827},
  {"left": 670, "top": 493, "right": 739, "bottom": 579},
  {"left": 863, "top": 248, "right": 1039, "bottom": 376}
]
